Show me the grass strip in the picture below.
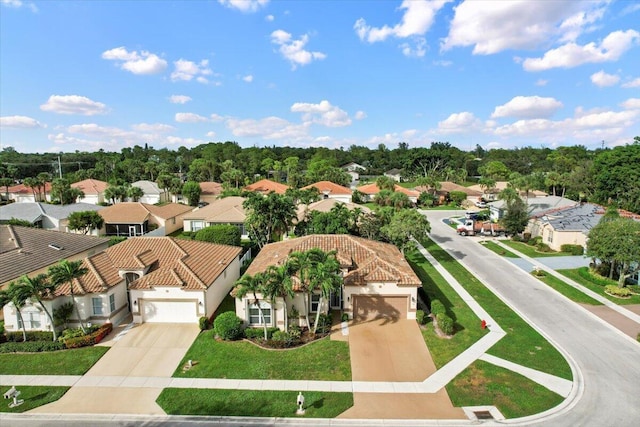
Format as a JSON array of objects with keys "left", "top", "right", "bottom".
[
  {"left": 558, "top": 268, "right": 640, "bottom": 305},
  {"left": 0, "top": 386, "right": 70, "bottom": 413},
  {"left": 174, "top": 332, "right": 351, "bottom": 380},
  {"left": 407, "top": 250, "right": 488, "bottom": 367},
  {"left": 157, "top": 389, "right": 353, "bottom": 418},
  {"left": 533, "top": 273, "right": 602, "bottom": 305},
  {"left": 480, "top": 241, "right": 518, "bottom": 258},
  {"left": 500, "top": 240, "right": 567, "bottom": 258},
  {"left": 0, "top": 346, "right": 109, "bottom": 375},
  {"left": 447, "top": 360, "right": 564, "bottom": 419},
  {"left": 421, "top": 237, "right": 572, "bottom": 380}
]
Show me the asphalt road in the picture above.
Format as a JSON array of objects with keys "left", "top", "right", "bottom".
[{"left": 425, "top": 210, "right": 640, "bottom": 426}]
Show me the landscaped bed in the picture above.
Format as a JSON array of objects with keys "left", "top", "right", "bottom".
[
  {"left": 174, "top": 331, "right": 351, "bottom": 381},
  {"left": 0, "top": 346, "right": 109, "bottom": 375},
  {"left": 499, "top": 240, "right": 568, "bottom": 258},
  {"left": 558, "top": 268, "right": 640, "bottom": 305},
  {"left": 157, "top": 389, "right": 353, "bottom": 418},
  {"left": 0, "top": 386, "right": 70, "bottom": 413}
]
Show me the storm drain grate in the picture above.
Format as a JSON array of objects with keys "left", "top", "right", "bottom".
[{"left": 474, "top": 410, "right": 494, "bottom": 420}]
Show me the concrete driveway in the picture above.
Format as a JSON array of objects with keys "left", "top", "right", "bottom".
[{"left": 30, "top": 323, "right": 200, "bottom": 415}]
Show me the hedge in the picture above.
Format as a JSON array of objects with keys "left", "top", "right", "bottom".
[
  {"left": 430, "top": 299, "right": 446, "bottom": 316},
  {"left": 561, "top": 244, "right": 584, "bottom": 255},
  {"left": 0, "top": 340, "right": 66, "bottom": 353},
  {"left": 5, "top": 331, "right": 54, "bottom": 342},
  {"left": 195, "top": 225, "right": 241, "bottom": 247},
  {"left": 63, "top": 323, "right": 113, "bottom": 349},
  {"left": 436, "top": 313, "right": 454, "bottom": 335},
  {"left": 416, "top": 310, "right": 426, "bottom": 325},
  {"left": 214, "top": 312, "right": 243, "bottom": 340},
  {"left": 244, "top": 327, "right": 279, "bottom": 340},
  {"left": 579, "top": 267, "right": 617, "bottom": 287}
]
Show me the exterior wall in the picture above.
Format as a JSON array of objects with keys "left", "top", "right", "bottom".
[
  {"left": 236, "top": 293, "right": 301, "bottom": 330},
  {"left": 161, "top": 210, "right": 191, "bottom": 235},
  {"left": 2, "top": 302, "right": 54, "bottom": 332},
  {"left": 77, "top": 194, "right": 102, "bottom": 205},
  {"left": 543, "top": 227, "right": 587, "bottom": 252},
  {"left": 343, "top": 282, "right": 417, "bottom": 320},
  {"left": 327, "top": 194, "right": 352, "bottom": 203},
  {"left": 139, "top": 195, "right": 160, "bottom": 205},
  {"left": 204, "top": 256, "right": 241, "bottom": 318},
  {"left": 39, "top": 215, "right": 61, "bottom": 231}
]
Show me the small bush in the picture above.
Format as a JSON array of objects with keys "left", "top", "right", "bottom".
[
  {"left": 270, "top": 330, "right": 297, "bottom": 348},
  {"left": 536, "top": 242, "right": 552, "bottom": 252},
  {"left": 416, "top": 310, "right": 426, "bottom": 325},
  {"left": 581, "top": 267, "right": 617, "bottom": 287},
  {"left": 0, "top": 341, "right": 65, "bottom": 353},
  {"left": 199, "top": 316, "right": 210, "bottom": 331},
  {"left": 5, "top": 330, "right": 54, "bottom": 342},
  {"left": 430, "top": 299, "right": 446, "bottom": 316},
  {"left": 315, "top": 313, "right": 332, "bottom": 334},
  {"left": 244, "top": 327, "right": 279, "bottom": 340},
  {"left": 341, "top": 313, "right": 349, "bottom": 322},
  {"left": 522, "top": 232, "right": 531, "bottom": 241},
  {"left": 0, "top": 320, "right": 4, "bottom": 335},
  {"left": 436, "top": 313, "right": 454, "bottom": 335},
  {"left": 64, "top": 323, "right": 112, "bottom": 349},
  {"left": 604, "top": 285, "right": 632, "bottom": 298},
  {"left": 108, "top": 236, "right": 127, "bottom": 247},
  {"left": 195, "top": 225, "right": 241, "bottom": 247},
  {"left": 561, "top": 244, "right": 584, "bottom": 255},
  {"left": 288, "top": 325, "right": 302, "bottom": 341},
  {"left": 213, "top": 312, "right": 243, "bottom": 340}
]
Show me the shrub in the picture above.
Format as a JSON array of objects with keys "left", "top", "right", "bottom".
[
  {"left": 536, "top": 242, "right": 552, "bottom": 252},
  {"left": 213, "top": 312, "right": 243, "bottom": 340},
  {"left": 63, "top": 323, "right": 113, "bottom": 349},
  {"left": 522, "top": 232, "right": 531, "bottom": 241},
  {"left": 199, "top": 316, "right": 210, "bottom": 331},
  {"left": 581, "top": 267, "right": 617, "bottom": 287},
  {"left": 5, "top": 330, "right": 54, "bottom": 342},
  {"left": 628, "top": 285, "right": 640, "bottom": 295},
  {"left": 195, "top": 225, "right": 241, "bottom": 247},
  {"left": 288, "top": 325, "right": 302, "bottom": 341},
  {"left": 0, "top": 320, "right": 4, "bottom": 335},
  {"left": 271, "top": 330, "right": 296, "bottom": 348},
  {"left": 416, "top": 310, "right": 426, "bottom": 325},
  {"left": 561, "top": 244, "right": 584, "bottom": 255},
  {"left": 244, "top": 327, "right": 279, "bottom": 340},
  {"left": 436, "top": 313, "right": 454, "bottom": 335},
  {"left": 0, "top": 341, "right": 65, "bottom": 353},
  {"left": 341, "top": 313, "right": 349, "bottom": 322},
  {"left": 604, "top": 285, "right": 632, "bottom": 298},
  {"left": 430, "top": 299, "right": 446, "bottom": 316},
  {"left": 315, "top": 313, "right": 332, "bottom": 334},
  {"left": 108, "top": 236, "right": 127, "bottom": 247}
]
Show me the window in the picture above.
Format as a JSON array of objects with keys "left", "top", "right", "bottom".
[
  {"left": 109, "top": 294, "right": 116, "bottom": 312},
  {"left": 191, "top": 221, "right": 204, "bottom": 232},
  {"left": 548, "top": 230, "right": 553, "bottom": 243},
  {"left": 17, "top": 312, "right": 41, "bottom": 329},
  {"left": 248, "top": 301, "right": 272, "bottom": 326},
  {"left": 310, "top": 294, "right": 321, "bottom": 313},
  {"left": 92, "top": 297, "right": 103, "bottom": 315}
]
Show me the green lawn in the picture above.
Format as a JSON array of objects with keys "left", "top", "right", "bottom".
[
  {"left": 533, "top": 273, "right": 602, "bottom": 305},
  {"left": 558, "top": 268, "right": 640, "bottom": 305},
  {"left": 480, "top": 241, "right": 518, "bottom": 258},
  {"left": 0, "top": 386, "right": 70, "bottom": 413},
  {"left": 499, "top": 240, "right": 568, "bottom": 258},
  {"left": 406, "top": 250, "right": 488, "bottom": 367},
  {"left": 157, "top": 389, "right": 353, "bottom": 418},
  {"left": 447, "top": 360, "right": 564, "bottom": 419},
  {"left": 0, "top": 346, "right": 109, "bottom": 375},
  {"left": 421, "top": 238, "right": 572, "bottom": 380},
  {"left": 174, "top": 332, "right": 351, "bottom": 381}
]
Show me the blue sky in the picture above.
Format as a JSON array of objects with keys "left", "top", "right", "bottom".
[{"left": 1, "top": 0, "right": 639, "bottom": 154}]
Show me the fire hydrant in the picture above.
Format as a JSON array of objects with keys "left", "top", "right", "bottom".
[{"left": 481, "top": 319, "right": 487, "bottom": 330}]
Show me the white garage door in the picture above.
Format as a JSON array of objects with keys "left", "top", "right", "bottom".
[{"left": 142, "top": 300, "right": 198, "bottom": 323}]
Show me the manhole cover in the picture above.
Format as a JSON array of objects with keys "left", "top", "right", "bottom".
[{"left": 474, "top": 410, "right": 494, "bottom": 420}]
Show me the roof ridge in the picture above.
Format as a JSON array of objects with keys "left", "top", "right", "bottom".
[
  {"left": 170, "top": 267, "right": 186, "bottom": 287},
  {"left": 7, "top": 225, "right": 20, "bottom": 250},
  {"left": 177, "top": 258, "right": 206, "bottom": 289},
  {"left": 167, "top": 237, "right": 188, "bottom": 257},
  {"left": 84, "top": 256, "right": 107, "bottom": 289}
]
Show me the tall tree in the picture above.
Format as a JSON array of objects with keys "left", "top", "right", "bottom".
[
  {"left": 3, "top": 282, "right": 31, "bottom": 341},
  {"left": 501, "top": 197, "right": 529, "bottom": 236},
  {"left": 243, "top": 192, "right": 296, "bottom": 249},
  {"left": 182, "top": 181, "right": 202, "bottom": 206},
  {"left": 307, "top": 250, "right": 342, "bottom": 334},
  {"left": 18, "top": 274, "right": 59, "bottom": 341},
  {"left": 264, "top": 263, "right": 295, "bottom": 332},
  {"left": 48, "top": 260, "right": 88, "bottom": 334},
  {"left": 381, "top": 209, "right": 431, "bottom": 253},
  {"left": 67, "top": 211, "right": 104, "bottom": 234},
  {"left": 127, "top": 185, "right": 144, "bottom": 202},
  {"left": 587, "top": 217, "right": 640, "bottom": 286}
]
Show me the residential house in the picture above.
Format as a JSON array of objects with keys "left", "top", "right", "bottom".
[
  {"left": 296, "top": 199, "right": 372, "bottom": 225},
  {"left": 131, "top": 180, "right": 169, "bottom": 204},
  {"left": 302, "top": 181, "right": 352, "bottom": 203},
  {"left": 98, "top": 202, "right": 194, "bottom": 237},
  {"left": 0, "top": 202, "right": 104, "bottom": 234},
  {"left": 489, "top": 195, "right": 576, "bottom": 221},
  {"left": 384, "top": 168, "right": 403, "bottom": 182},
  {"left": 235, "top": 234, "right": 421, "bottom": 330},
  {"left": 341, "top": 162, "right": 366, "bottom": 182},
  {"left": 182, "top": 196, "right": 248, "bottom": 238},
  {"left": 7, "top": 182, "right": 52, "bottom": 203},
  {"left": 357, "top": 183, "right": 420, "bottom": 204},
  {"left": 199, "top": 182, "right": 224, "bottom": 204},
  {"left": 416, "top": 181, "right": 483, "bottom": 205},
  {"left": 244, "top": 179, "right": 289, "bottom": 195},
  {"left": 71, "top": 179, "right": 109, "bottom": 205},
  {"left": 2, "top": 236, "right": 242, "bottom": 330},
  {"left": 468, "top": 181, "right": 547, "bottom": 202}
]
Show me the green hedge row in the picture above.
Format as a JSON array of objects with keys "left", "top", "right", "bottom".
[
  {"left": 244, "top": 327, "right": 279, "bottom": 340},
  {"left": 436, "top": 313, "right": 454, "bottom": 335},
  {"left": 0, "top": 340, "right": 65, "bottom": 353},
  {"left": 4, "top": 331, "right": 54, "bottom": 342}
]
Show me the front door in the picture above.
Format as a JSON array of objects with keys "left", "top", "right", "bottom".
[
  {"left": 128, "top": 225, "right": 137, "bottom": 237},
  {"left": 330, "top": 288, "right": 342, "bottom": 309}
]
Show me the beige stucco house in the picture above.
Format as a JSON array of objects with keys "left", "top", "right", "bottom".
[
  {"left": 97, "top": 202, "right": 193, "bottom": 236},
  {"left": 182, "top": 196, "right": 248, "bottom": 238},
  {"left": 302, "top": 181, "right": 352, "bottom": 203}
]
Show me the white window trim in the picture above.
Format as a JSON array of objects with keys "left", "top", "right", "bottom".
[
  {"left": 248, "top": 300, "right": 273, "bottom": 326},
  {"left": 310, "top": 294, "right": 321, "bottom": 313},
  {"left": 92, "top": 297, "right": 104, "bottom": 315},
  {"left": 109, "top": 294, "right": 116, "bottom": 312}
]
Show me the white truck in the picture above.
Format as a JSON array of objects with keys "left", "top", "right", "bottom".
[{"left": 456, "top": 219, "right": 506, "bottom": 237}]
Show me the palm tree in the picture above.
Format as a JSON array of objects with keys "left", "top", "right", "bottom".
[
  {"left": 264, "top": 263, "right": 295, "bottom": 332},
  {"left": 288, "top": 248, "right": 333, "bottom": 331},
  {"left": 19, "top": 274, "right": 59, "bottom": 341},
  {"left": 48, "top": 260, "right": 88, "bottom": 334},
  {"left": 3, "top": 282, "right": 31, "bottom": 341},
  {"left": 127, "top": 185, "right": 144, "bottom": 202},
  {"left": 308, "top": 251, "right": 342, "bottom": 334},
  {"left": 234, "top": 272, "right": 269, "bottom": 339}
]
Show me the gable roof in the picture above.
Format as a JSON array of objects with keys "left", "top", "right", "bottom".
[
  {"left": 131, "top": 180, "right": 164, "bottom": 195},
  {"left": 183, "top": 196, "right": 246, "bottom": 223},
  {"left": 532, "top": 202, "right": 640, "bottom": 233},
  {"left": 245, "top": 234, "right": 420, "bottom": 287},
  {"left": 0, "top": 225, "right": 109, "bottom": 285},
  {"left": 1, "top": 202, "right": 104, "bottom": 224},
  {"left": 8, "top": 182, "right": 53, "bottom": 195},
  {"left": 385, "top": 168, "right": 403, "bottom": 175},
  {"left": 99, "top": 202, "right": 193, "bottom": 223},
  {"left": 56, "top": 237, "right": 242, "bottom": 296},
  {"left": 71, "top": 179, "right": 109, "bottom": 195},
  {"left": 302, "top": 181, "right": 352, "bottom": 196},
  {"left": 491, "top": 195, "right": 576, "bottom": 216},
  {"left": 144, "top": 203, "right": 194, "bottom": 219},
  {"left": 357, "top": 183, "right": 420, "bottom": 197},
  {"left": 199, "top": 181, "right": 223, "bottom": 196},
  {"left": 244, "top": 179, "right": 289, "bottom": 195}
]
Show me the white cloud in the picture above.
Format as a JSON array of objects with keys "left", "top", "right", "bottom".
[
  {"left": 290, "top": 100, "right": 351, "bottom": 127},
  {"left": 270, "top": 30, "right": 326, "bottom": 69},
  {"left": 437, "top": 112, "right": 483, "bottom": 133},
  {"left": 523, "top": 29, "right": 640, "bottom": 71},
  {"left": 590, "top": 70, "right": 620, "bottom": 87},
  {"left": 400, "top": 37, "right": 427, "bottom": 57},
  {"left": 442, "top": 0, "right": 609, "bottom": 54},
  {"left": 218, "top": 0, "right": 268, "bottom": 13},
  {"left": 433, "top": 59, "right": 452, "bottom": 67},
  {"left": 0, "top": 115, "right": 45, "bottom": 129},
  {"left": 131, "top": 123, "right": 175, "bottom": 132},
  {"left": 169, "top": 95, "right": 192, "bottom": 104},
  {"left": 354, "top": 0, "right": 449, "bottom": 43},
  {"left": 210, "top": 113, "right": 225, "bottom": 122},
  {"left": 226, "top": 116, "right": 309, "bottom": 140},
  {"left": 622, "top": 77, "right": 640, "bottom": 88},
  {"left": 535, "top": 79, "right": 549, "bottom": 86},
  {"left": 265, "top": 14, "right": 274, "bottom": 22},
  {"left": 492, "top": 96, "right": 564, "bottom": 119},
  {"left": 171, "top": 59, "right": 213, "bottom": 83},
  {"left": 243, "top": 74, "right": 254, "bottom": 83},
  {"left": 102, "top": 46, "right": 167, "bottom": 75},
  {"left": 40, "top": 95, "right": 108, "bottom": 115},
  {"left": 175, "top": 113, "right": 210, "bottom": 123},
  {"left": 206, "top": 131, "right": 217, "bottom": 138},
  {"left": 1, "top": 0, "right": 37, "bottom": 12},
  {"left": 621, "top": 98, "right": 640, "bottom": 110},
  {"left": 354, "top": 111, "right": 367, "bottom": 120}
]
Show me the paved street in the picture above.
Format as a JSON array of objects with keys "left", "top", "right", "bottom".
[{"left": 425, "top": 210, "right": 640, "bottom": 427}]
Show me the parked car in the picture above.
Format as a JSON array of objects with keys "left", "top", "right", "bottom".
[{"left": 475, "top": 201, "right": 487, "bottom": 208}]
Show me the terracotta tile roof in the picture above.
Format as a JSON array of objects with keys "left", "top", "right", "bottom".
[
  {"left": 245, "top": 235, "right": 420, "bottom": 288},
  {"left": 199, "top": 181, "right": 223, "bottom": 196},
  {"left": 8, "top": 182, "right": 53, "bottom": 194},
  {"left": 296, "top": 199, "right": 371, "bottom": 221},
  {"left": 357, "top": 183, "right": 420, "bottom": 197},
  {"left": 302, "top": 181, "right": 352, "bottom": 196},
  {"left": 244, "top": 179, "right": 289, "bottom": 195},
  {"left": 416, "top": 181, "right": 483, "bottom": 197},
  {"left": 183, "top": 196, "right": 246, "bottom": 222},
  {"left": 56, "top": 237, "right": 242, "bottom": 295},
  {"left": 144, "top": 203, "right": 194, "bottom": 219},
  {"left": 98, "top": 202, "right": 193, "bottom": 223},
  {"left": 71, "top": 179, "right": 109, "bottom": 195},
  {"left": 0, "top": 225, "right": 109, "bottom": 286}
]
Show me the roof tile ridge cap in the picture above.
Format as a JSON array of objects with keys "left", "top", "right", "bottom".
[
  {"left": 84, "top": 256, "right": 107, "bottom": 289},
  {"left": 37, "top": 202, "right": 46, "bottom": 215},
  {"left": 7, "top": 225, "right": 20, "bottom": 249},
  {"left": 176, "top": 257, "right": 206, "bottom": 288}
]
